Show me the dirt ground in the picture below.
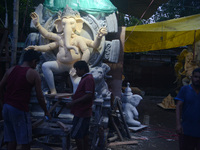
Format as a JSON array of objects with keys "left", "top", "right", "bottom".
[{"left": 107, "top": 96, "right": 179, "bottom": 150}]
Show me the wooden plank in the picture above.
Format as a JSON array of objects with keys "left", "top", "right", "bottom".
[
  {"left": 45, "top": 93, "right": 73, "bottom": 98},
  {"left": 57, "top": 121, "right": 71, "bottom": 132},
  {"left": 55, "top": 93, "right": 73, "bottom": 98},
  {"left": 31, "top": 140, "right": 54, "bottom": 150},
  {"left": 108, "top": 134, "right": 118, "bottom": 142},
  {"left": 54, "top": 105, "right": 65, "bottom": 117},
  {"left": 116, "top": 97, "right": 131, "bottom": 139},
  {"left": 33, "top": 127, "right": 67, "bottom": 137},
  {"left": 108, "top": 140, "right": 138, "bottom": 146},
  {"left": 131, "top": 135, "right": 148, "bottom": 140},
  {"left": 110, "top": 115, "right": 123, "bottom": 141},
  {"left": 32, "top": 119, "right": 44, "bottom": 129},
  {"left": 48, "top": 98, "right": 62, "bottom": 113}
]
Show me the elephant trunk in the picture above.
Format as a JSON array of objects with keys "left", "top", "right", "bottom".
[{"left": 63, "top": 24, "right": 79, "bottom": 54}]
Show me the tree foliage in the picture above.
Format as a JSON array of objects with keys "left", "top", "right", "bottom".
[
  {"left": 0, "top": 0, "right": 44, "bottom": 41},
  {"left": 118, "top": 12, "right": 143, "bottom": 27},
  {"left": 145, "top": 0, "right": 200, "bottom": 23}
]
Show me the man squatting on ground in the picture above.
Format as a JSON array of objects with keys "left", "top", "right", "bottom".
[
  {"left": 175, "top": 67, "right": 200, "bottom": 150},
  {"left": 66, "top": 60, "right": 95, "bottom": 150},
  {"left": 0, "top": 50, "right": 51, "bottom": 150}
]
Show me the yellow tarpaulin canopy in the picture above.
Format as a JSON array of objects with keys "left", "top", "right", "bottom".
[{"left": 125, "top": 14, "right": 200, "bottom": 53}]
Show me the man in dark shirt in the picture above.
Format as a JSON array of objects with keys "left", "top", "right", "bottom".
[
  {"left": 0, "top": 50, "right": 50, "bottom": 150},
  {"left": 175, "top": 67, "right": 200, "bottom": 150},
  {"left": 66, "top": 60, "right": 95, "bottom": 150}
]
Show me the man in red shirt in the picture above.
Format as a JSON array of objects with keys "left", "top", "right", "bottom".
[
  {"left": 0, "top": 50, "right": 50, "bottom": 150},
  {"left": 66, "top": 60, "right": 95, "bottom": 150}
]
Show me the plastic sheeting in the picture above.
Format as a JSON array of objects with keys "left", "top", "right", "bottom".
[
  {"left": 125, "top": 14, "right": 200, "bottom": 53},
  {"left": 44, "top": 0, "right": 117, "bottom": 14}
]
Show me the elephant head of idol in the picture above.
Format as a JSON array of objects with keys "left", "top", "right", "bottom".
[{"left": 54, "top": 6, "right": 84, "bottom": 50}]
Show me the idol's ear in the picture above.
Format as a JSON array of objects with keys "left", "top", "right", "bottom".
[
  {"left": 75, "top": 18, "right": 84, "bottom": 33},
  {"left": 54, "top": 18, "right": 62, "bottom": 32}
]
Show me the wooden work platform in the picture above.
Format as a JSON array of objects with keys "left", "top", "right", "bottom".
[
  {"left": 0, "top": 119, "right": 72, "bottom": 150},
  {"left": 31, "top": 93, "right": 73, "bottom": 150},
  {"left": 32, "top": 120, "right": 72, "bottom": 150},
  {"left": 0, "top": 93, "right": 74, "bottom": 150},
  {"left": 45, "top": 93, "right": 73, "bottom": 118}
]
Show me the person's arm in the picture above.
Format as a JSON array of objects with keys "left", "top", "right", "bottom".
[
  {"left": 27, "top": 69, "right": 51, "bottom": 118},
  {"left": 176, "top": 100, "right": 183, "bottom": 134},
  {"left": 0, "top": 67, "right": 14, "bottom": 106},
  {"left": 66, "top": 93, "right": 93, "bottom": 109}
]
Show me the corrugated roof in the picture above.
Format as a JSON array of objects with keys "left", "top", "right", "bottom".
[{"left": 110, "top": 0, "right": 169, "bottom": 19}]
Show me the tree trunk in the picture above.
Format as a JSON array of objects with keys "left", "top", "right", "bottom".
[
  {"left": 11, "top": 0, "right": 19, "bottom": 66},
  {"left": 4, "top": 0, "right": 8, "bottom": 28}
]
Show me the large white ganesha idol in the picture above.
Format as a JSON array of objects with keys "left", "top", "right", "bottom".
[{"left": 25, "top": 6, "right": 107, "bottom": 94}]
